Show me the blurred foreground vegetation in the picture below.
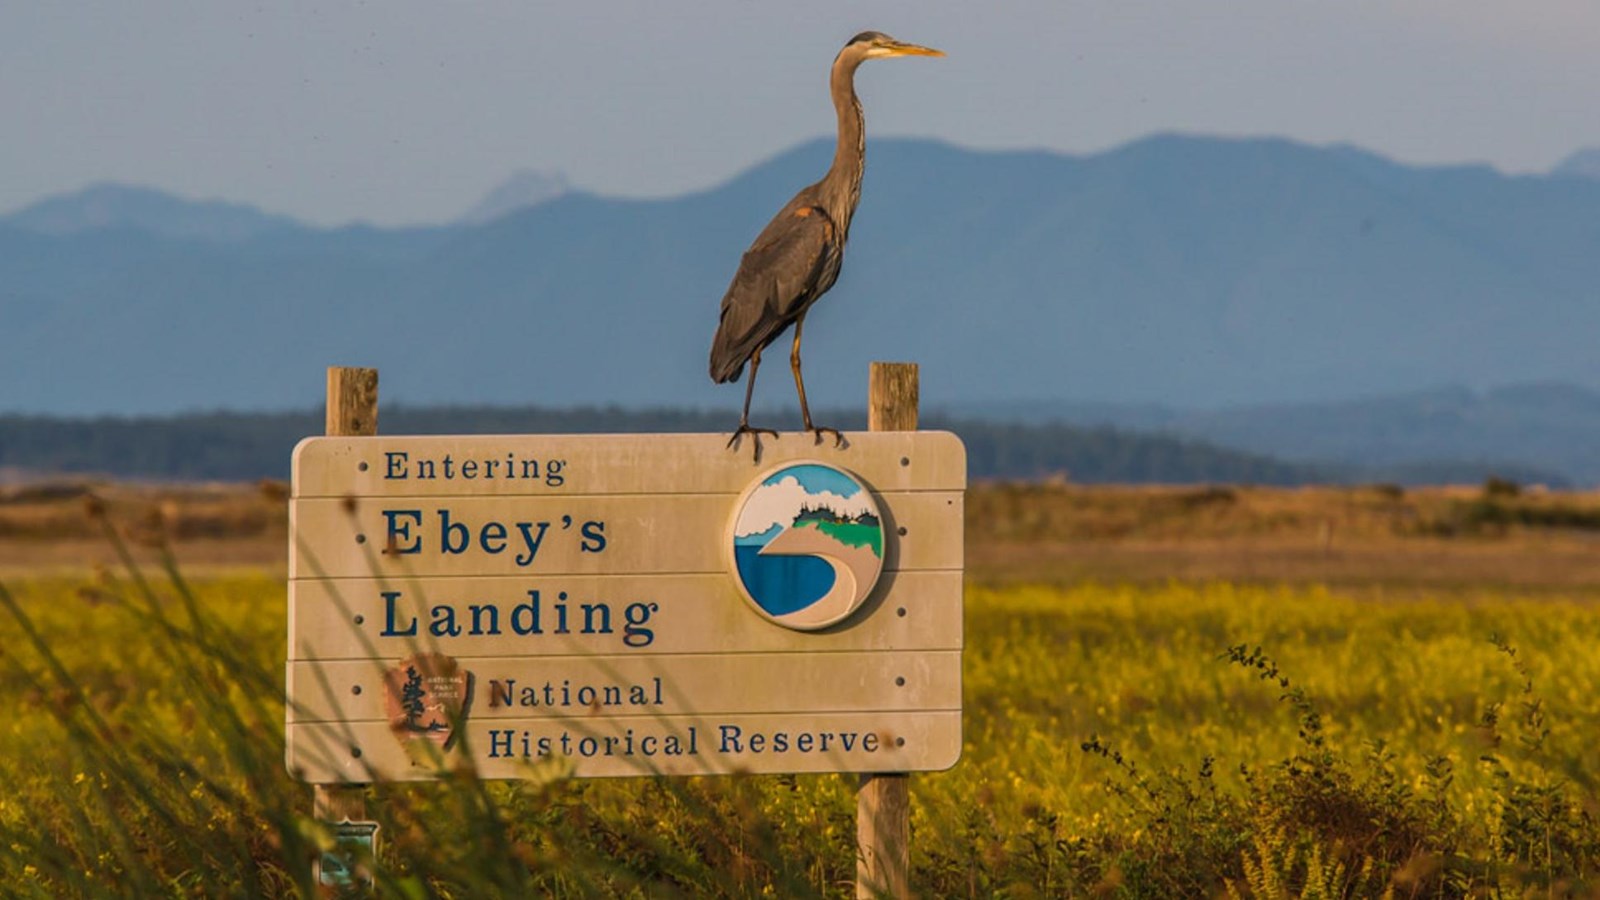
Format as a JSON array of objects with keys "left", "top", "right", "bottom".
[{"left": 2, "top": 528, "right": 1598, "bottom": 895}]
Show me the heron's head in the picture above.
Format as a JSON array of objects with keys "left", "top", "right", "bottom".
[{"left": 839, "top": 31, "right": 944, "bottom": 64}]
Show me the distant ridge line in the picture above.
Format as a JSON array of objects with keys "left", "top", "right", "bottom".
[{"left": 0, "top": 405, "right": 1566, "bottom": 488}]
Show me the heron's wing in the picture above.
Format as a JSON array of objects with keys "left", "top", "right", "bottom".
[{"left": 709, "top": 205, "right": 839, "bottom": 383}]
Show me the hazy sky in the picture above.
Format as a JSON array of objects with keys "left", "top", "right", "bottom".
[{"left": 5, "top": 1, "right": 1598, "bottom": 227}]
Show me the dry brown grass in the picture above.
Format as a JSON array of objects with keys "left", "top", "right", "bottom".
[
  {"left": 969, "top": 480, "right": 1600, "bottom": 541},
  {"left": 968, "top": 535, "right": 1600, "bottom": 592},
  {"left": 3, "top": 478, "right": 1599, "bottom": 589},
  {"left": 0, "top": 479, "right": 287, "bottom": 573},
  {"left": 967, "top": 481, "right": 1600, "bottom": 591}
]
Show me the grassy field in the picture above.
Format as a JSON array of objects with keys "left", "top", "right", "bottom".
[{"left": 1, "top": 480, "right": 1598, "bottom": 895}]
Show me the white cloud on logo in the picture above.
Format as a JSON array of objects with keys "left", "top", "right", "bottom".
[{"left": 735, "top": 475, "right": 876, "bottom": 539}]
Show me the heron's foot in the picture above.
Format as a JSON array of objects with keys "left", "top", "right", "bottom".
[
  {"left": 726, "top": 424, "right": 779, "bottom": 462},
  {"left": 809, "top": 426, "right": 847, "bottom": 449}
]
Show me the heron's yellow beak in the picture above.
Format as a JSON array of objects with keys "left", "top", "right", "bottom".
[{"left": 885, "top": 41, "right": 944, "bottom": 58}]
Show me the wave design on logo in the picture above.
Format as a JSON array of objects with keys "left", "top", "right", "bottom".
[{"left": 730, "top": 462, "right": 884, "bottom": 631}]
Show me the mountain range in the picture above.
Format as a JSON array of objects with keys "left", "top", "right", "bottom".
[
  {"left": 5, "top": 134, "right": 1600, "bottom": 483},
  {"left": 956, "top": 382, "right": 1600, "bottom": 486}
]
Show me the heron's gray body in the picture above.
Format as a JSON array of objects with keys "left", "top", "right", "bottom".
[
  {"left": 709, "top": 188, "right": 850, "bottom": 385},
  {"left": 709, "top": 42, "right": 867, "bottom": 385}
]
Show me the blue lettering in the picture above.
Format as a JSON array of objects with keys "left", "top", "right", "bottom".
[
  {"left": 430, "top": 605, "right": 461, "bottom": 637},
  {"left": 512, "top": 591, "right": 542, "bottom": 635},
  {"left": 384, "top": 451, "right": 408, "bottom": 479},
  {"left": 469, "top": 603, "right": 499, "bottom": 635},
  {"left": 481, "top": 521, "right": 507, "bottom": 554},
  {"left": 623, "top": 602, "right": 656, "bottom": 647},
  {"left": 515, "top": 521, "right": 550, "bottom": 566},
  {"left": 580, "top": 603, "right": 611, "bottom": 635},
  {"left": 580, "top": 520, "right": 607, "bottom": 553},
  {"left": 439, "top": 509, "right": 469, "bottom": 554},
  {"left": 379, "top": 590, "right": 417, "bottom": 636},
  {"left": 489, "top": 679, "right": 514, "bottom": 707},
  {"left": 382, "top": 510, "right": 421, "bottom": 554}
]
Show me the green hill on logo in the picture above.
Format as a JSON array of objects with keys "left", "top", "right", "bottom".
[{"left": 795, "top": 518, "right": 883, "bottom": 558}]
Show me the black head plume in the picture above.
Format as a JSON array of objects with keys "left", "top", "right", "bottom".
[{"left": 846, "top": 31, "right": 889, "bottom": 47}]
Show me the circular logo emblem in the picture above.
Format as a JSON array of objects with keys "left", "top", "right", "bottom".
[{"left": 729, "top": 462, "right": 886, "bottom": 631}]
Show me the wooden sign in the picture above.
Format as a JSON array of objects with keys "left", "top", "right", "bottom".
[{"left": 287, "top": 432, "right": 965, "bottom": 782}]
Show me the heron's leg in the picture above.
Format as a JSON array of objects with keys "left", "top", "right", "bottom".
[
  {"left": 727, "top": 346, "right": 778, "bottom": 461},
  {"left": 739, "top": 347, "right": 762, "bottom": 428},
  {"left": 790, "top": 316, "right": 845, "bottom": 448}
]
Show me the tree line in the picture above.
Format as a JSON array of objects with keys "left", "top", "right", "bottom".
[{"left": 0, "top": 406, "right": 1332, "bottom": 485}]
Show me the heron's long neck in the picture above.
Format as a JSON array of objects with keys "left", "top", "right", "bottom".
[{"left": 823, "top": 59, "right": 865, "bottom": 234}]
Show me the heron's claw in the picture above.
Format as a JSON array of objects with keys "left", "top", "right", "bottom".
[
  {"left": 809, "top": 426, "right": 847, "bottom": 449},
  {"left": 726, "top": 424, "right": 780, "bottom": 462}
]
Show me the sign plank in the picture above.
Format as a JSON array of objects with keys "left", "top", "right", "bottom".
[
  {"left": 287, "top": 711, "right": 962, "bottom": 782},
  {"left": 288, "top": 572, "right": 962, "bottom": 661},
  {"left": 289, "top": 492, "right": 963, "bottom": 579},
  {"left": 293, "top": 432, "right": 966, "bottom": 498},
  {"left": 287, "top": 650, "right": 961, "bottom": 723},
  {"left": 288, "top": 430, "right": 965, "bottom": 781}
]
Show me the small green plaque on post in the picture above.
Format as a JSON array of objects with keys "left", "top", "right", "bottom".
[{"left": 318, "top": 819, "right": 380, "bottom": 889}]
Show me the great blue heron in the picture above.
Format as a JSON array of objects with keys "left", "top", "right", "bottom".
[{"left": 708, "top": 31, "right": 943, "bottom": 457}]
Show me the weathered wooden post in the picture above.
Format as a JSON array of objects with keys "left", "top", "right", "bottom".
[
  {"left": 857, "top": 361, "right": 918, "bottom": 899},
  {"left": 314, "top": 366, "right": 377, "bottom": 888}
]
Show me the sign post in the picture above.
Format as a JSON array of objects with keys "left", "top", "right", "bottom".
[
  {"left": 290, "top": 363, "right": 961, "bottom": 896},
  {"left": 858, "top": 361, "right": 919, "bottom": 899},
  {"left": 313, "top": 365, "right": 378, "bottom": 890}
]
